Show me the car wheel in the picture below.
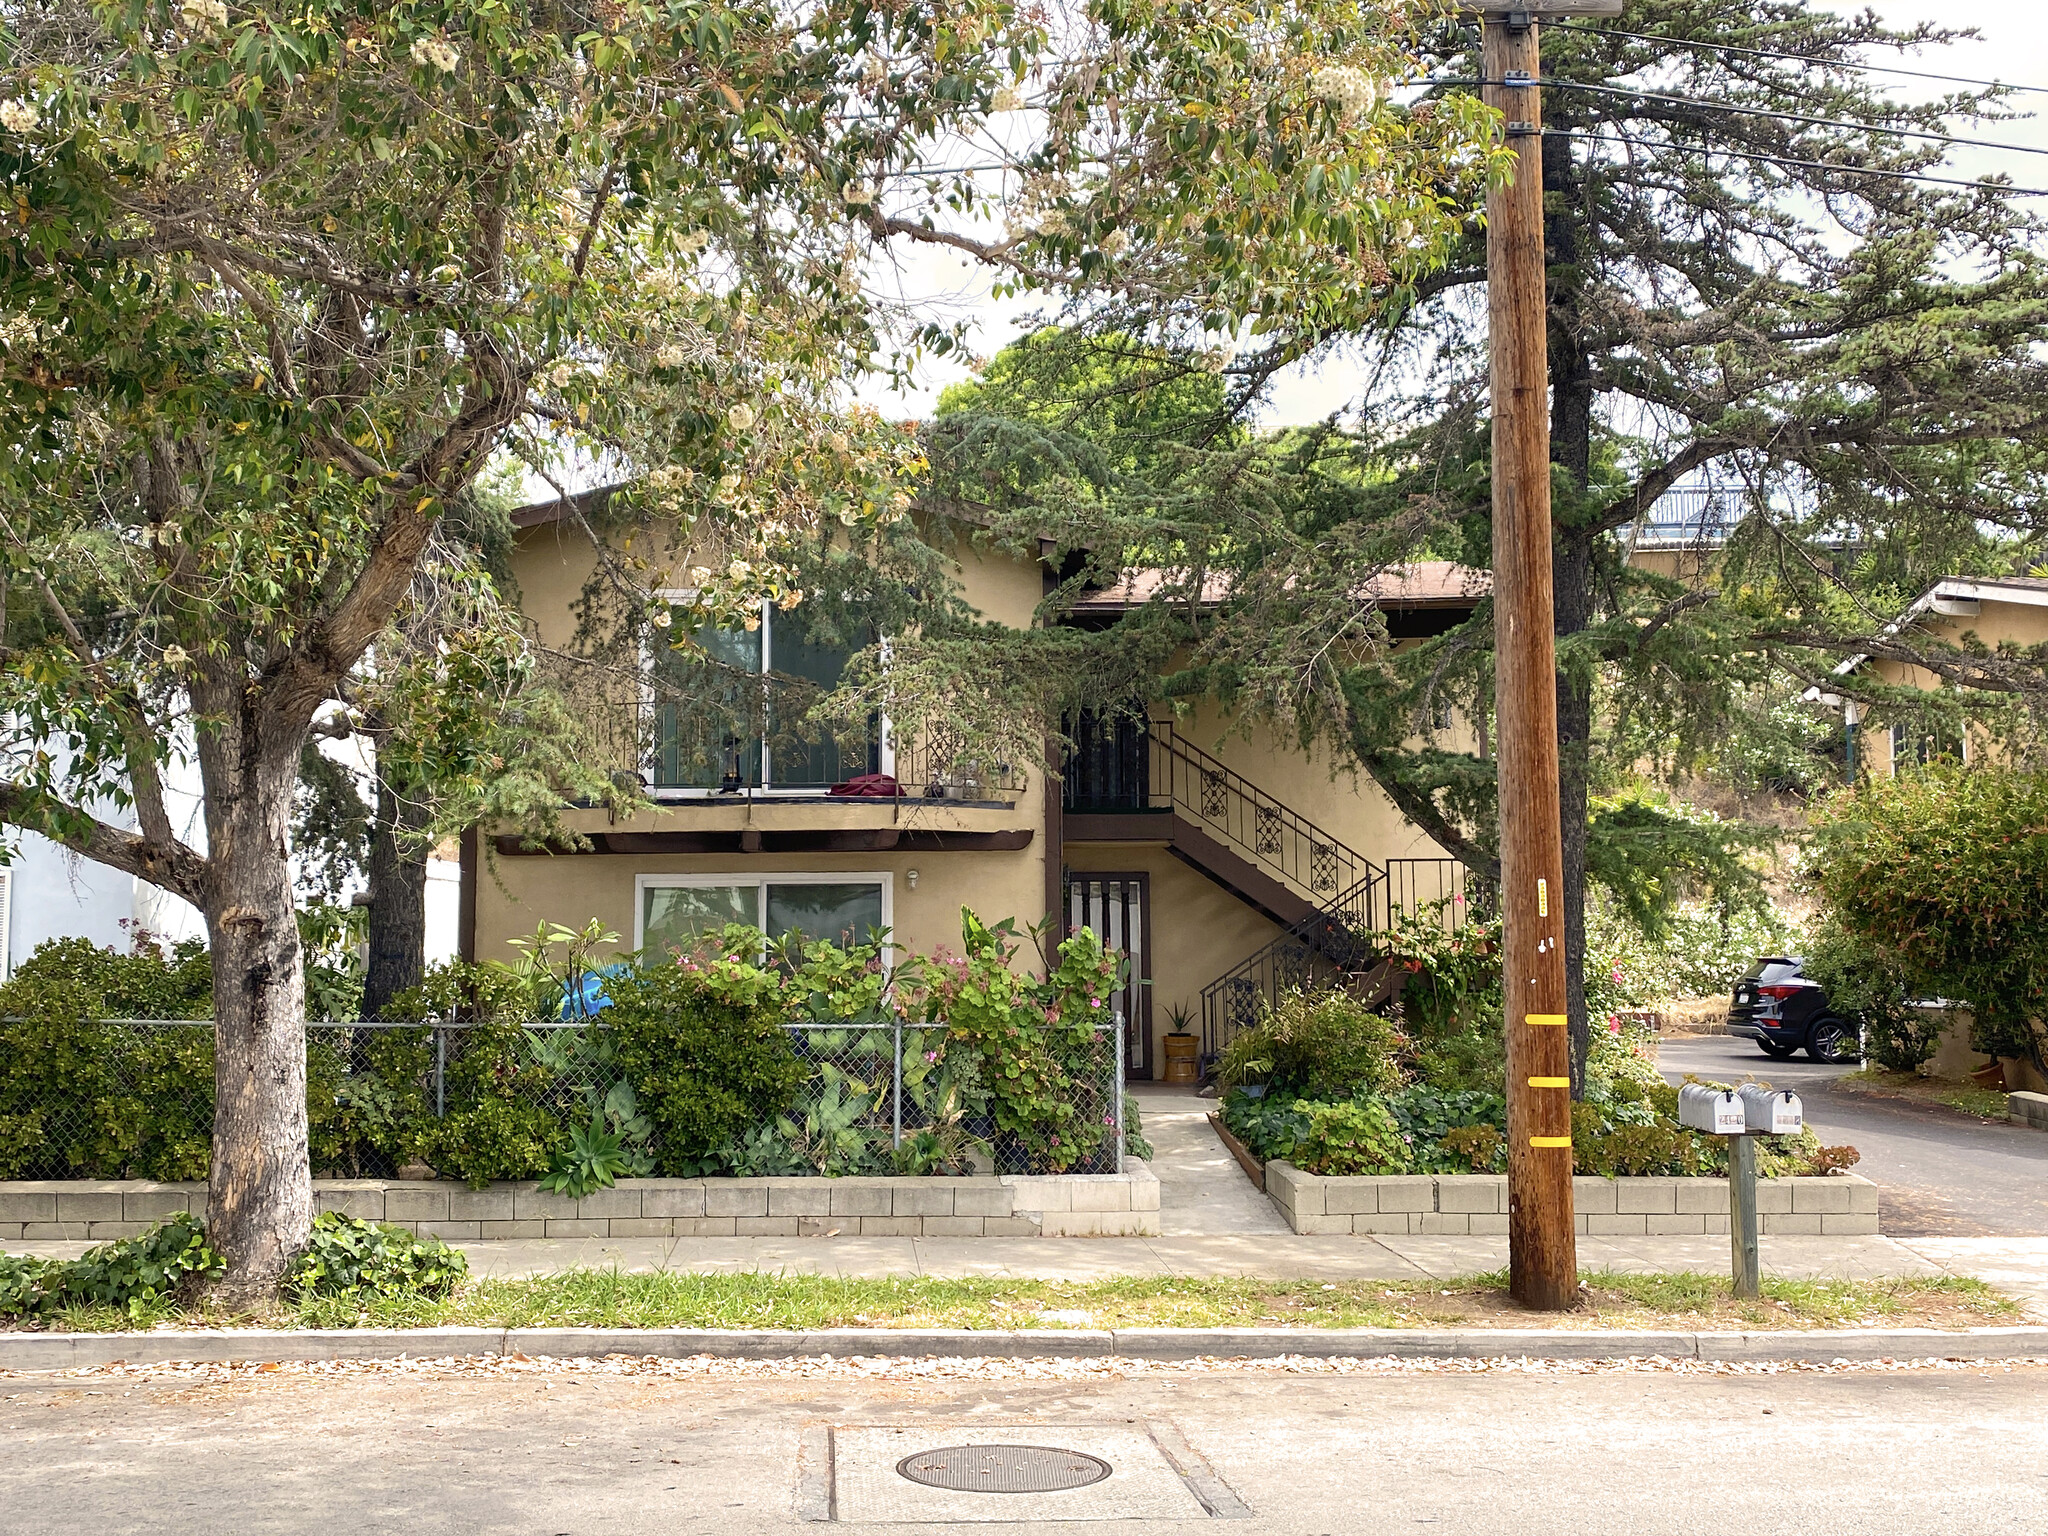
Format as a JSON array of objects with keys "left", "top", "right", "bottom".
[
  {"left": 1807, "top": 1016, "right": 1858, "bottom": 1064},
  {"left": 1757, "top": 1039, "right": 1799, "bottom": 1059}
]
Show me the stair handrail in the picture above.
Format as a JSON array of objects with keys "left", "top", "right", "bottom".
[
  {"left": 1197, "top": 856, "right": 1476, "bottom": 1059},
  {"left": 1148, "top": 719, "right": 1382, "bottom": 910}
]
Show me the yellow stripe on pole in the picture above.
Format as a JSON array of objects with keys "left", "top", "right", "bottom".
[
  {"left": 1529, "top": 1136, "right": 1572, "bottom": 1148},
  {"left": 1526, "top": 1013, "right": 1568, "bottom": 1027},
  {"left": 1527, "top": 1076, "right": 1570, "bottom": 1088}
]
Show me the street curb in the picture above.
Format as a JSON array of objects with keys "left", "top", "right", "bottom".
[{"left": 5, "top": 1325, "right": 2048, "bottom": 1371}]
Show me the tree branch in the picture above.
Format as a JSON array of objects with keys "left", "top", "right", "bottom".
[{"left": 0, "top": 783, "right": 211, "bottom": 908}]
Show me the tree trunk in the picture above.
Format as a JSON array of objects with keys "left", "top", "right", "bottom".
[
  {"left": 203, "top": 751, "right": 313, "bottom": 1302},
  {"left": 361, "top": 775, "right": 430, "bottom": 1021},
  {"left": 1553, "top": 532, "right": 1594, "bottom": 1095},
  {"left": 1544, "top": 125, "right": 1599, "bottom": 1097}
]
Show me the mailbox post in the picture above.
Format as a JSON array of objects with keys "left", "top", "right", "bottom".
[{"left": 1679, "top": 1084, "right": 1803, "bottom": 1300}]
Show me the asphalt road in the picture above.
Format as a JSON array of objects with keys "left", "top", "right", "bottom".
[
  {"left": 1657, "top": 1034, "right": 2048, "bottom": 1237},
  {"left": 3, "top": 1359, "right": 2045, "bottom": 1534}
]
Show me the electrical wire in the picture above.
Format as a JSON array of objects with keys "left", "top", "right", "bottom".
[
  {"left": 1545, "top": 78, "right": 2048, "bottom": 160},
  {"left": 1549, "top": 20, "right": 2048, "bottom": 99},
  {"left": 1550, "top": 128, "right": 2048, "bottom": 198}
]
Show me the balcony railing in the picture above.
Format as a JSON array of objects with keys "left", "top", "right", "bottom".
[{"left": 643, "top": 705, "right": 1024, "bottom": 800}]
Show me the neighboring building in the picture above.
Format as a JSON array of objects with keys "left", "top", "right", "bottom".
[
  {"left": 463, "top": 500, "right": 1487, "bottom": 1075},
  {"left": 1814, "top": 575, "right": 2048, "bottom": 778}
]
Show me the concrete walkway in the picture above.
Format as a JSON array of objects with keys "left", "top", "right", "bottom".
[{"left": 1131, "top": 1084, "right": 1291, "bottom": 1237}]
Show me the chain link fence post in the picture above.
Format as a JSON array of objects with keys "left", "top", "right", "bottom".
[
  {"left": 433, "top": 1026, "right": 447, "bottom": 1119},
  {"left": 891, "top": 1019, "right": 904, "bottom": 1150},
  {"left": 1113, "top": 1010, "right": 1126, "bottom": 1174}
]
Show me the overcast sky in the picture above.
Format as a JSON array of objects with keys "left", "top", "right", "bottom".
[{"left": 849, "top": 0, "right": 2048, "bottom": 425}]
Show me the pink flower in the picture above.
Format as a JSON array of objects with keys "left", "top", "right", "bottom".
[{"left": 1090, "top": 996, "right": 1102, "bottom": 1008}]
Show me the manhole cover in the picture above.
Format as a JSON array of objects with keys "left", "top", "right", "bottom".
[{"left": 896, "top": 1444, "right": 1113, "bottom": 1494}]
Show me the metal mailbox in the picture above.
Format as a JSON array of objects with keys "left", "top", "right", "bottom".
[
  {"left": 1678, "top": 1084, "right": 1747, "bottom": 1136},
  {"left": 1739, "top": 1085, "right": 1804, "bottom": 1136}
]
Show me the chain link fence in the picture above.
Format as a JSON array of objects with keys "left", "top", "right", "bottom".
[{"left": 0, "top": 1016, "right": 1126, "bottom": 1182}]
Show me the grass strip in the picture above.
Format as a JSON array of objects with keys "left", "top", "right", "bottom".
[{"left": 15, "top": 1270, "right": 2018, "bottom": 1336}]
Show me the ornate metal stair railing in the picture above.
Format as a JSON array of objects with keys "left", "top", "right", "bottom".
[
  {"left": 1198, "top": 856, "right": 1478, "bottom": 1060},
  {"left": 1146, "top": 720, "right": 1379, "bottom": 907}
]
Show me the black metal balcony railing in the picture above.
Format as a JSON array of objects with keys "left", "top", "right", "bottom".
[
  {"left": 644, "top": 705, "right": 1024, "bottom": 799},
  {"left": 1063, "top": 715, "right": 1378, "bottom": 907}
]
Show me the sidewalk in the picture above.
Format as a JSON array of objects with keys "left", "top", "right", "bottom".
[{"left": 11, "top": 1232, "right": 2044, "bottom": 1312}]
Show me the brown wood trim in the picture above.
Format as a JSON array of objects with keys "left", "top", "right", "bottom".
[
  {"left": 1044, "top": 734, "right": 1064, "bottom": 932},
  {"left": 1208, "top": 1112, "right": 1266, "bottom": 1192},
  {"left": 492, "top": 828, "right": 1032, "bottom": 856},
  {"left": 1163, "top": 815, "right": 1314, "bottom": 929},
  {"left": 457, "top": 826, "right": 479, "bottom": 964},
  {"left": 1062, "top": 811, "right": 1173, "bottom": 842}
]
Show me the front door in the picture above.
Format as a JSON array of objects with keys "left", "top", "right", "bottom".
[{"left": 1063, "top": 873, "right": 1152, "bottom": 1080}]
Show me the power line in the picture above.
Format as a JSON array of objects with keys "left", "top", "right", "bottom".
[
  {"left": 1550, "top": 128, "right": 2048, "bottom": 198},
  {"left": 1549, "top": 21, "right": 2048, "bottom": 99},
  {"left": 1547, "top": 78, "right": 2048, "bottom": 160}
]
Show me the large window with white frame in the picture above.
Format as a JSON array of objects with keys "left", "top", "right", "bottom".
[
  {"left": 646, "top": 598, "right": 884, "bottom": 794},
  {"left": 635, "top": 872, "right": 892, "bottom": 958}
]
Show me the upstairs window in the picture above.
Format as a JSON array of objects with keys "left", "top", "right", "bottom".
[
  {"left": 647, "top": 600, "right": 881, "bottom": 793},
  {"left": 1889, "top": 721, "right": 1966, "bottom": 774}
]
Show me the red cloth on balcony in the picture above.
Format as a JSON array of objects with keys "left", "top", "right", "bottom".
[{"left": 828, "top": 773, "right": 900, "bottom": 798}]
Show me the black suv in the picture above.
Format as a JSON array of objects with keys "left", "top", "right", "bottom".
[{"left": 1728, "top": 958, "right": 1860, "bottom": 1063}]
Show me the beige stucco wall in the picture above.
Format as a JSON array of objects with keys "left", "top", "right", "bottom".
[
  {"left": 1857, "top": 598, "right": 2048, "bottom": 774},
  {"left": 480, "top": 517, "right": 1051, "bottom": 968},
  {"left": 1062, "top": 842, "right": 1284, "bottom": 1075},
  {"left": 475, "top": 840, "right": 1044, "bottom": 971}
]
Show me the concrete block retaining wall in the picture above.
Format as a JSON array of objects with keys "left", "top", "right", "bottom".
[
  {"left": 2012, "top": 1091, "right": 2048, "bottom": 1132},
  {"left": 0, "top": 1165, "right": 1161, "bottom": 1241},
  {"left": 1265, "top": 1163, "right": 1880, "bottom": 1236}
]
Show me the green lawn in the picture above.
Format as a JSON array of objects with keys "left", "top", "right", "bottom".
[{"left": 16, "top": 1269, "right": 2018, "bottom": 1336}]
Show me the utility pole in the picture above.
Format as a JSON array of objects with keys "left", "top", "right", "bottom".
[{"left": 1473, "top": 0, "right": 1620, "bottom": 1312}]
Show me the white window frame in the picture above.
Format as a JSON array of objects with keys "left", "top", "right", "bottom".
[
  {"left": 633, "top": 871, "right": 895, "bottom": 954},
  {"left": 1889, "top": 720, "right": 1968, "bottom": 775},
  {"left": 646, "top": 594, "right": 892, "bottom": 798}
]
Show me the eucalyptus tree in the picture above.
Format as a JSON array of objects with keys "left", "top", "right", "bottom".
[{"left": 0, "top": 0, "right": 1030, "bottom": 1296}]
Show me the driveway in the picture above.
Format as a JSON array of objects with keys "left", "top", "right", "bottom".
[{"left": 1656, "top": 1034, "right": 2048, "bottom": 1236}]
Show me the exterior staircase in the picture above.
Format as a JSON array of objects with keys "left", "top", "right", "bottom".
[{"left": 1060, "top": 717, "right": 1478, "bottom": 1061}]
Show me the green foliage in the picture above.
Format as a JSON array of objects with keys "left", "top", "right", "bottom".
[
  {"left": 308, "top": 1027, "right": 434, "bottom": 1179},
  {"left": 924, "top": 913, "right": 1125, "bottom": 1173},
  {"left": 1222, "top": 1023, "right": 1847, "bottom": 1179},
  {"left": 412, "top": 1019, "right": 566, "bottom": 1188},
  {"left": 604, "top": 943, "right": 809, "bottom": 1175},
  {"left": 1298, "top": 1098, "right": 1412, "bottom": 1176},
  {"left": 1587, "top": 895, "right": 1809, "bottom": 1008},
  {"left": 289, "top": 1213, "right": 467, "bottom": 1302},
  {"left": 1214, "top": 989, "right": 1407, "bottom": 1100},
  {"left": 1379, "top": 910, "right": 1504, "bottom": 1094},
  {"left": 0, "top": 937, "right": 213, "bottom": 1179},
  {"left": 1803, "top": 920, "right": 1939, "bottom": 1072},
  {"left": 1585, "top": 790, "right": 1770, "bottom": 940},
  {"left": 0, "top": 1214, "right": 222, "bottom": 1320},
  {"left": 1813, "top": 766, "right": 2048, "bottom": 1067}
]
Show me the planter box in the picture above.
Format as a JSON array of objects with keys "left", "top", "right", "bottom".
[
  {"left": 0, "top": 1167, "right": 1160, "bottom": 1242},
  {"left": 2012, "top": 1091, "right": 2048, "bottom": 1133},
  {"left": 1264, "top": 1163, "right": 1880, "bottom": 1236}
]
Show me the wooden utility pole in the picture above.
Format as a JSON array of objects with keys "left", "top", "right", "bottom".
[{"left": 1475, "top": 0, "right": 1620, "bottom": 1312}]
